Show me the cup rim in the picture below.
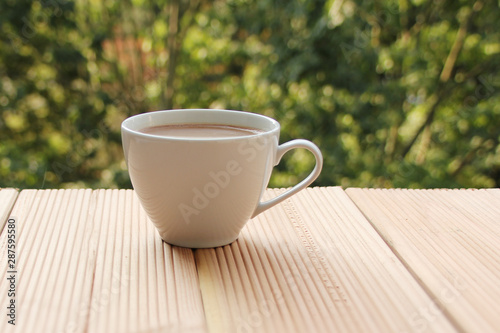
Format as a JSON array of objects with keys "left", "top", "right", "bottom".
[{"left": 121, "top": 109, "right": 280, "bottom": 141}]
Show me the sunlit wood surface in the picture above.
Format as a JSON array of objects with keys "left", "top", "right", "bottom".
[{"left": 0, "top": 187, "right": 498, "bottom": 332}]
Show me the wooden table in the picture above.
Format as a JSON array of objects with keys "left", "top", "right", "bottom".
[{"left": 0, "top": 187, "right": 499, "bottom": 333}]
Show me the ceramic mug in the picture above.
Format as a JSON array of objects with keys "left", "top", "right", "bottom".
[{"left": 121, "top": 109, "right": 323, "bottom": 248}]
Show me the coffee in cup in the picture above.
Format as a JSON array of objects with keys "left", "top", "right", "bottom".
[{"left": 139, "top": 124, "right": 264, "bottom": 138}]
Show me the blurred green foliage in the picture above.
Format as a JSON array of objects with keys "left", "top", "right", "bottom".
[{"left": 1, "top": 0, "right": 499, "bottom": 189}]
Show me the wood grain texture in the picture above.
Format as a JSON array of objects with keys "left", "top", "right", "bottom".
[
  {"left": 195, "top": 187, "right": 457, "bottom": 333},
  {"left": 0, "top": 188, "right": 18, "bottom": 230},
  {"left": 0, "top": 188, "right": 19, "bottom": 329},
  {"left": 0, "top": 189, "right": 96, "bottom": 333},
  {"left": 87, "top": 189, "right": 206, "bottom": 333},
  {"left": 0, "top": 189, "right": 206, "bottom": 333},
  {"left": 346, "top": 188, "right": 500, "bottom": 333},
  {"left": 3, "top": 187, "right": 496, "bottom": 332}
]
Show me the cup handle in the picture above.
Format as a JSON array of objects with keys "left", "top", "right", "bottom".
[{"left": 251, "top": 139, "right": 323, "bottom": 218}]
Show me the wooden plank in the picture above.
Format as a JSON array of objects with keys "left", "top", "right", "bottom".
[
  {"left": 346, "top": 188, "right": 500, "bottom": 333},
  {"left": 195, "top": 187, "right": 457, "bottom": 333},
  {"left": 85, "top": 189, "right": 206, "bottom": 333},
  {"left": 0, "top": 188, "right": 19, "bottom": 329},
  {"left": 0, "top": 188, "right": 18, "bottom": 230},
  {"left": 0, "top": 189, "right": 95, "bottom": 333},
  {"left": 0, "top": 189, "right": 207, "bottom": 333}
]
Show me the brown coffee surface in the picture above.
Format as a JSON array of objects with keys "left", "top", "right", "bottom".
[{"left": 139, "top": 123, "right": 263, "bottom": 138}]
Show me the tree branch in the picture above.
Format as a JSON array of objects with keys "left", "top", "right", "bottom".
[
  {"left": 439, "top": 1, "right": 482, "bottom": 82},
  {"left": 164, "top": 0, "right": 180, "bottom": 110},
  {"left": 162, "top": 0, "right": 202, "bottom": 109},
  {"left": 401, "top": 1, "right": 483, "bottom": 159},
  {"left": 401, "top": 93, "right": 442, "bottom": 159},
  {"left": 450, "top": 137, "right": 498, "bottom": 177}
]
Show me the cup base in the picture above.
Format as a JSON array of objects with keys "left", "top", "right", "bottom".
[{"left": 160, "top": 235, "right": 240, "bottom": 248}]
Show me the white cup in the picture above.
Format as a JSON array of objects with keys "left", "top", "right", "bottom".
[{"left": 121, "top": 109, "right": 323, "bottom": 248}]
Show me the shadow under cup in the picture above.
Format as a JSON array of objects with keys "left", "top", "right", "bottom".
[{"left": 121, "top": 109, "right": 322, "bottom": 248}]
